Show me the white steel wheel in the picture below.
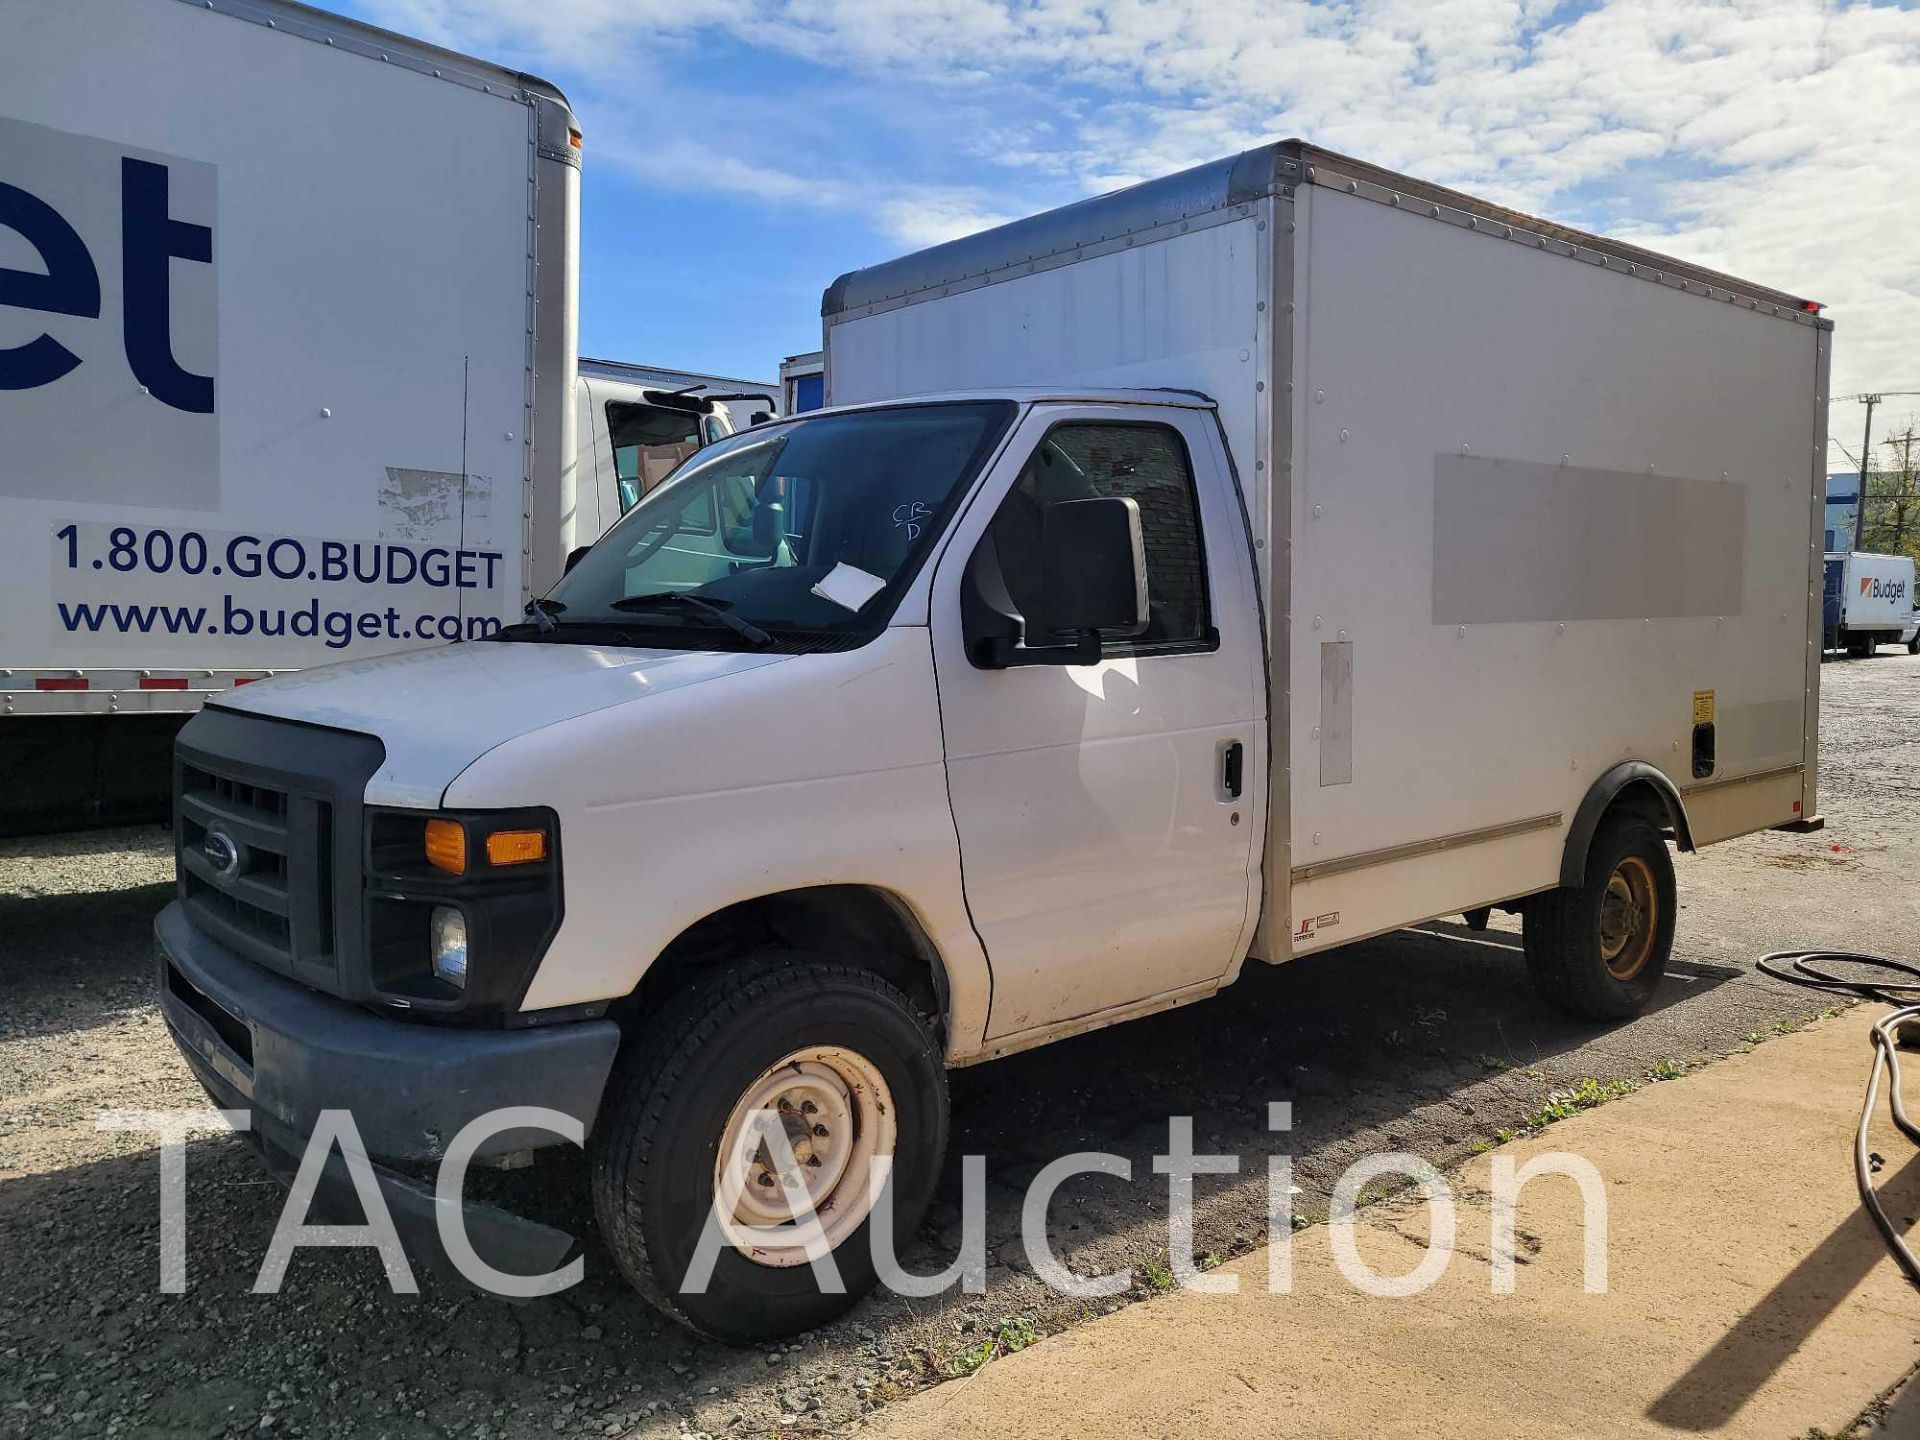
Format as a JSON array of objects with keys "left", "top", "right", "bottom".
[
  {"left": 711, "top": 1047, "right": 898, "bottom": 1268},
  {"left": 590, "top": 956, "right": 948, "bottom": 1341}
]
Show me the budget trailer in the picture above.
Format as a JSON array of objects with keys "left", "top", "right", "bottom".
[{"left": 153, "top": 140, "right": 1829, "bottom": 1340}]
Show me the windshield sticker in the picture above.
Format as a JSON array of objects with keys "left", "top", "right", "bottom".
[{"left": 811, "top": 562, "right": 888, "bottom": 613}]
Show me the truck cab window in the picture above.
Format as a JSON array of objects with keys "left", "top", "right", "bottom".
[
  {"left": 989, "top": 421, "right": 1211, "bottom": 651},
  {"left": 543, "top": 401, "right": 1014, "bottom": 650},
  {"left": 608, "top": 402, "right": 706, "bottom": 513}
]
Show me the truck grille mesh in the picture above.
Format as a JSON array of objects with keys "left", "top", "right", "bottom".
[{"left": 177, "top": 761, "right": 332, "bottom": 970}]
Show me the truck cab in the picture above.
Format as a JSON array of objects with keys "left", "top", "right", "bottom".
[
  {"left": 574, "top": 360, "right": 780, "bottom": 546},
  {"left": 157, "top": 389, "right": 1262, "bottom": 1336}
]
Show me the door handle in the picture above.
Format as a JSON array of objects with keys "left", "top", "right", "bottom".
[{"left": 1221, "top": 740, "right": 1244, "bottom": 800}]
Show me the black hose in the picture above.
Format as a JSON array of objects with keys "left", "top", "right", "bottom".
[{"left": 1756, "top": 950, "right": 1920, "bottom": 1290}]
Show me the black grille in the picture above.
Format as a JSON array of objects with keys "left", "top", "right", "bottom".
[
  {"left": 172, "top": 708, "right": 382, "bottom": 997},
  {"left": 179, "top": 758, "right": 330, "bottom": 970}
]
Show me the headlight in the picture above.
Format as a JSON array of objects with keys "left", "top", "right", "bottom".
[
  {"left": 365, "top": 805, "right": 561, "bottom": 1018},
  {"left": 431, "top": 905, "right": 469, "bottom": 989}
]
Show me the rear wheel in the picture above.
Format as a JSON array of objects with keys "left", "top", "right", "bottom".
[
  {"left": 591, "top": 953, "right": 948, "bottom": 1342},
  {"left": 1523, "top": 811, "right": 1676, "bottom": 1020}
]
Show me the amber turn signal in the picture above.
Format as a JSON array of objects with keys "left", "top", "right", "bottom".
[
  {"left": 485, "top": 828, "right": 548, "bottom": 866},
  {"left": 424, "top": 818, "right": 467, "bottom": 875}
]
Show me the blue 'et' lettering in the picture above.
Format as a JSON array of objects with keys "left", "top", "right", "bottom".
[
  {"left": 0, "top": 156, "right": 213, "bottom": 413},
  {"left": 0, "top": 181, "right": 102, "bottom": 391},
  {"left": 120, "top": 158, "right": 214, "bottom": 414}
]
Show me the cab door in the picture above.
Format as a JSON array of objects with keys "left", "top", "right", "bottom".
[{"left": 927, "top": 402, "right": 1268, "bottom": 1040}]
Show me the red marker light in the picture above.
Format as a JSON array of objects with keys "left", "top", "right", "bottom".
[{"left": 1800, "top": 300, "right": 1822, "bottom": 313}]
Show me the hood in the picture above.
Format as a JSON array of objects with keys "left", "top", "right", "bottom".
[{"left": 213, "top": 641, "right": 788, "bottom": 807}]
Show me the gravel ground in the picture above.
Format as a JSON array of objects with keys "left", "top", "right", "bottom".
[{"left": 3, "top": 652, "right": 1918, "bottom": 1438}]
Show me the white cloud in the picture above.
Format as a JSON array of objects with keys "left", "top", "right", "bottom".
[
  {"left": 875, "top": 193, "right": 1025, "bottom": 249},
  {"left": 358, "top": 0, "right": 1920, "bottom": 436}
]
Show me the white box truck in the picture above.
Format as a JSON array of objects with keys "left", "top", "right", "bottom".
[
  {"left": 0, "top": 0, "right": 770, "bottom": 829},
  {"left": 1824, "top": 551, "right": 1917, "bottom": 656},
  {"left": 154, "top": 142, "right": 1828, "bottom": 1339}
]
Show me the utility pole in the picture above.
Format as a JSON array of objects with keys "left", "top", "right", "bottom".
[{"left": 1859, "top": 393, "right": 1881, "bottom": 491}]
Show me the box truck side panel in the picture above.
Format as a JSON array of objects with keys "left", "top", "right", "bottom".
[
  {"left": 0, "top": 0, "right": 540, "bottom": 702},
  {"left": 1284, "top": 183, "right": 1822, "bottom": 950}
]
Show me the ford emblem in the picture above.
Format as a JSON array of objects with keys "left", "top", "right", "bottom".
[{"left": 203, "top": 829, "right": 242, "bottom": 878}]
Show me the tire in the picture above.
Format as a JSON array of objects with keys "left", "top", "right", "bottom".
[
  {"left": 1523, "top": 812, "right": 1676, "bottom": 1020},
  {"left": 591, "top": 952, "right": 948, "bottom": 1342},
  {"left": 1908, "top": 636, "right": 1919, "bottom": 656}
]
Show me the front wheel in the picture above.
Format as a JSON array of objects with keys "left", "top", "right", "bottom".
[
  {"left": 1523, "top": 812, "right": 1676, "bottom": 1020},
  {"left": 591, "top": 954, "right": 948, "bottom": 1342}
]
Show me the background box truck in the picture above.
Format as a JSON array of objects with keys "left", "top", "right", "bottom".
[
  {"left": 576, "top": 358, "right": 779, "bottom": 549},
  {"left": 152, "top": 141, "right": 1827, "bottom": 1340},
  {"left": 1822, "top": 550, "right": 1917, "bottom": 656},
  {"left": 0, "top": 0, "right": 769, "bottom": 831}
]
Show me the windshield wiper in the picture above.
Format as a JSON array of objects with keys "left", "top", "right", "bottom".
[
  {"left": 609, "top": 592, "right": 772, "bottom": 647},
  {"left": 524, "top": 596, "right": 566, "bottom": 634}
]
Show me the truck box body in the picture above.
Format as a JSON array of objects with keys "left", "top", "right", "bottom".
[
  {"left": 0, "top": 0, "right": 581, "bottom": 715},
  {"left": 823, "top": 141, "right": 1829, "bottom": 958}
]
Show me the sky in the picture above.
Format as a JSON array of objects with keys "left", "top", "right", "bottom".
[{"left": 341, "top": 0, "right": 1920, "bottom": 460}]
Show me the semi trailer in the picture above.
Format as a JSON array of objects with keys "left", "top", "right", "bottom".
[{"left": 155, "top": 141, "right": 1829, "bottom": 1339}]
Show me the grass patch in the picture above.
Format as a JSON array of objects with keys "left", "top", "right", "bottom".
[
  {"left": 1139, "top": 1255, "right": 1175, "bottom": 1294},
  {"left": 940, "top": 1317, "right": 1042, "bottom": 1377},
  {"left": 1524, "top": 1076, "right": 1638, "bottom": 1130}
]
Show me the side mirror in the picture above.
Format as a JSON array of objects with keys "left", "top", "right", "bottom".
[
  {"left": 1039, "top": 497, "right": 1147, "bottom": 638},
  {"left": 963, "top": 495, "right": 1147, "bottom": 668},
  {"left": 751, "top": 498, "right": 785, "bottom": 556},
  {"left": 563, "top": 545, "right": 592, "bottom": 575}
]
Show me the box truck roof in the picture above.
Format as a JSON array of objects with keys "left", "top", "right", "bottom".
[
  {"left": 823, "top": 140, "right": 1823, "bottom": 326},
  {"left": 215, "top": 0, "right": 576, "bottom": 120}
]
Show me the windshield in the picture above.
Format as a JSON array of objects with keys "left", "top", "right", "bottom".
[{"left": 526, "top": 401, "right": 1015, "bottom": 651}]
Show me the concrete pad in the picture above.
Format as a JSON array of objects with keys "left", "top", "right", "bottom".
[{"left": 871, "top": 1008, "right": 1920, "bottom": 1439}]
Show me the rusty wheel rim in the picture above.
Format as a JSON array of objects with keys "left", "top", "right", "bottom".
[{"left": 1598, "top": 855, "right": 1657, "bottom": 980}]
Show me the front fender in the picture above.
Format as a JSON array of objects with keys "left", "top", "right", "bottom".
[{"left": 442, "top": 628, "right": 994, "bottom": 1059}]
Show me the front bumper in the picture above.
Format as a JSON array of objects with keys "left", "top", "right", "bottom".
[{"left": 155, "top": 900, "right": 620, "bottom": 1283}]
